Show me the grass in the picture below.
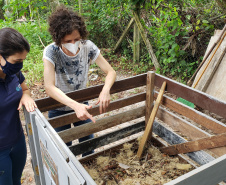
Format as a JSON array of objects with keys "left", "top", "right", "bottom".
[{"left": 0, "top": 20, "right": 52, "bottom": 86}]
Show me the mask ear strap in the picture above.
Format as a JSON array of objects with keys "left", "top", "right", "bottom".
[{"left": 2, "top": 56, "right": 7, "bottom": 62}]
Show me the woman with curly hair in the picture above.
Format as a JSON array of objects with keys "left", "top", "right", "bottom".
[{"left": 43, "top": 5, "right": 116, "bottom": 156}]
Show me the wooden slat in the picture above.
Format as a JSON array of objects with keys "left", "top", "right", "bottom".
[
  {"left": 145, "top": 71, "right": 155, "bottom": 125},
  {"left": 161, "top": 133, "right": 226, "bottom": 155},
  {"left": 58, "top": 106, "right": 146, "bottom": 143},
  {"left": 154, "top": 92, "right": 226, "bottom": 134},
  {"left": 153, "top": 121, "right": 215, "bottom": 165},
  {"left": 164, "top": 154, "right": 226, "bottom": 185},
  {"left": 155, "top": 74, "right": 226, "bottom": 119},
  {"left": 69, "top": 121, "right": 145, "bottom": 156},
  {"left": 156, "top": 107, "right": 226, "bottom": 157},
  {"left": 49, "top": 92, "right": 146, "bottom": 128},
  {"left": 36, "top": 73, "right": 147, "bottom": 112}
]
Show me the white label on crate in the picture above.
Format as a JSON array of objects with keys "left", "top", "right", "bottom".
[{"left": 40, "top": 140, "right": 59, "bottom": 185}]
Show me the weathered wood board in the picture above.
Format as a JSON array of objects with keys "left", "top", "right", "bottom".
[{"left": 192, "top": 29, "right": 226, "bottom": 103}]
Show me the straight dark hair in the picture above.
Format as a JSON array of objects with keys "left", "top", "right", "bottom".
[{"left": 0, "top": 28, "right": 30, "bottom": 59}]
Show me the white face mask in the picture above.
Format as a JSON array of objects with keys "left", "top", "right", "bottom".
[{"left": 62, "top": 41, "right": 80, "bottom": 55}]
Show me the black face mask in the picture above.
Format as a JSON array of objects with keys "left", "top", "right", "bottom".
[{"left": 1, "top": 56, "right": 23, "bottom": 76}]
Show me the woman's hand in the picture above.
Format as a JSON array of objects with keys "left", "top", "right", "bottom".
[
  {"left": 96, "top": 89, "right": 111, "bottom": 114},
  {"left": 18, "top": 94, "right": 37, "bottom": 112},
  {"left": 94, "top": 53, "right": 116, "bottom": 114},
  {"left": 72, "top": 102, "right": 96, "bottom": 123}
]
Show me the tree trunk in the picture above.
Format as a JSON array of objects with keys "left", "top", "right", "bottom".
[
  {"left": 133, "top": 4, "right": 140, "bottom": 63},
  {"left": 79, "top": 0, "right": 82, "bottom": 14}
]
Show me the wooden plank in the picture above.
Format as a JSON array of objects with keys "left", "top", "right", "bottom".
[
  {"left": 133, "top": 11, "right": 160, "bottom": 69},
  {"left": 164, "top": 154, "right": 226, "bottom": 185},
  {"left": 58, "top": 105, "right": 146, "bottom": 143},
  {"left": 161, "top": 133, "right": 226, "bottom": 155},
  {"left": 156, "top": 107, "right": 226, "bottom": 157},
  {"left": 137, "top": 81, "right": 166, "bottom": 159},
  {"left": 153, "top": 121, "right": 215, "bottom": 165},
  {"left": 187, "top": 25, "right": 226, "bottom": 85},
  {"left": 49, "top": 92, "right": 146, "bottom": 128},
  {"left": 69, "top": 121, "right": 145, "bottom": 156},
  {"left": 154, "top": 92, "right": 226, "bottom": 134},
  {"left": 36, "top": 73, "right": 147, "bottom": 112},
  {"left": 114, "top": 18, "right": 135, "bottom": 52},
  {"left": 205, "top": 53, "right": 226, "bottom": 102},
  {"left": 145, "top": 71, "right": 155, "bottom": 126},
  {"left": 194, "top": 34, "right": 226, "bottom": 91},
  {"left": 154, "top": 73, "right": 226, "bottom": 119}
]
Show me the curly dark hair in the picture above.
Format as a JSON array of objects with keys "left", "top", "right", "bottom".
[{"left": 48, "top": 5, "right": 88, "bottom": 46}]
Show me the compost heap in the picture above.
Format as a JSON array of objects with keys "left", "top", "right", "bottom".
[{"left": 82, "top": 137, "right": 194, "bottom": 185}]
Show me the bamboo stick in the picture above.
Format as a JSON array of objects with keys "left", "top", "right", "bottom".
[
  {"left": 113, "top": 18, "right": 135, "bottom": 52},
  {"left": 133, "top": 11, "right": 160, "bottom": 69}
]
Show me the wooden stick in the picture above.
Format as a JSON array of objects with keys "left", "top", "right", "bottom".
[
  {"left": 160, "top": 132, "right": 226, "bottom": 155},
  {"left": 38, "top": 35, "right": 45, "bottom": 48},
  {"left": 113, "top": 18, "right": 135, "bottom": 52},
  {"left": 137, "top": 81, "right": 166, "bottom": 159}
]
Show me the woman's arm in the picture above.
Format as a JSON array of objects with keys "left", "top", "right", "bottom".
[
  {"left": 43, "top": 59, "right": 95, "bottom": 122},
  {"left": 95, "top": 53, "right": 116, "bottom": 113},
  {"left": 18, "top": 82, "right": 37, "bottom": 112}
]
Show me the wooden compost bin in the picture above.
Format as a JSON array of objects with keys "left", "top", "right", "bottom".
[{"left": 33, "top": 71, "right": 226, "bottom": 185}]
